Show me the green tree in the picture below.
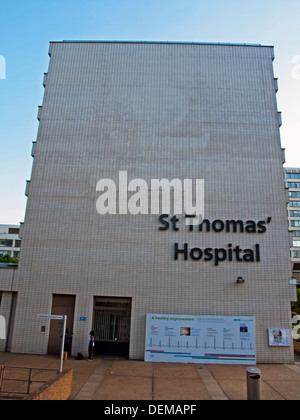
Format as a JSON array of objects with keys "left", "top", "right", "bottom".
[{"left": 0, "top": 254, "right": 18, "bottom": 263}]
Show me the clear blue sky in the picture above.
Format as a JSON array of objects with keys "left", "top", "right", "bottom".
[{"left": 0, "top": 0, "right": 299, "bottom": 224}]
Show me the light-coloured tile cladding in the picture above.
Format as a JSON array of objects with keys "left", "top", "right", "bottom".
[{"left": 1, "top": 41, "right": 296, "bottom": 362}]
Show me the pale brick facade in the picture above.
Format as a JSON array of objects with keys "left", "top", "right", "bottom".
[{"left": 0, "top": 42, "right": 296, "bottom": 362}]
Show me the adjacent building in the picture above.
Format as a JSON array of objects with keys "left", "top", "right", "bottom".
[
  {"left": 285, "top": 168, "right": 300, "bottom": 280},
  {"left": 0, "top": 41, "right": 297, "bottom": 363},
  {"left": 0, "top": 225, "right": 21, "bottom": 259}
]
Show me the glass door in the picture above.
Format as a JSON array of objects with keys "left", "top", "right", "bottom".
[{"left": 93, "top": 297, "right": 131, "bottom": 357}]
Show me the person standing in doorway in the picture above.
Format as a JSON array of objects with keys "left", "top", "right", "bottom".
[
  {"left": 88, "top": 330, "right": 95, "bottom": 361},
  {"left": 64, "top": 328, "right": 73, "bottom": 356}
]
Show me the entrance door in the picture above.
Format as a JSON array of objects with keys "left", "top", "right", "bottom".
[
  {"left": 93, "top": 297, "right": 131, "bottom": 357},
  {"left": 47, "top": 294, "right": 75, "bottom": 355}
]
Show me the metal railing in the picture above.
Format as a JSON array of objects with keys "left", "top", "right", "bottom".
[
  {"left": 0, "top": 263, "right": 18, "bottom": 269},
  {"left": 0, "top": 365, "right": 58, "bottom": 395}
]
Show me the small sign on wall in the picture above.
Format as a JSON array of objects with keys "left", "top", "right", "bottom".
[{"left": 268, "top": 329, "right": 291, "bottom": 346}]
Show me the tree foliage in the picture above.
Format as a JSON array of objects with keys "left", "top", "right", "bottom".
[{"left": 0, "top": 254, "right": 18, "bottom": 263}]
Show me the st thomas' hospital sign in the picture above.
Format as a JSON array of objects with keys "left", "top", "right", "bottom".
[
  {"left": 95, "top": 171, "right": 272, "bottom": 266},
  {"left": 159, "top": 214, "right": 272, "bottom": 266}
]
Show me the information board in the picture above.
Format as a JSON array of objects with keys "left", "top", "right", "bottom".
[{"left": 145, "top": 314, "right": 256, "bottom": 365}]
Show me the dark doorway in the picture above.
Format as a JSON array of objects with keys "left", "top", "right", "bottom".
[
  {"left": 47, "top": 294, "right": 75, "bottom": 355},
  {"left": 92, "top": 297, "right": 131, "bottom": 357}
]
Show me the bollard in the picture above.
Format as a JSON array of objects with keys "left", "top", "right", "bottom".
[{"left": 246, "top": 367, "right": 261, "bottom": 400}]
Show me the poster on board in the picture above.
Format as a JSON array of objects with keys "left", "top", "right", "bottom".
[
  {"left": 145, "top": 314, "right": 256, "bottom": 365},
  {"left": 268, "top": 329, "right": 291, "bottom": 346}
]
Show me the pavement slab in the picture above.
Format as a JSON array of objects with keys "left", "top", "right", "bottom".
[{"left": 1, "top": 352, "right": 300, "bottom": 400}]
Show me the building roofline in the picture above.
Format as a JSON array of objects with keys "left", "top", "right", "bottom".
[{"left": 49, "top": 40, "right": 273, "bottom": 48}]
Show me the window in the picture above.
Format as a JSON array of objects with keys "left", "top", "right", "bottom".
[
  {"left": 290, "top": 211, "right": 300, "bottom": 217},
  {"left": 291, "top": 221, "right": 300, "bottom": 227},
  {"left": 8, "top": 228, "right": 20, "bottom": 235},
  {"left": 289, "top": 201, "right": 300, "bottom": 207},
  {"left": 0, "top": 240, "right": 13, "bottom": 247},
  {"left": 293, "top": 240, "right": 300, "bottom": 247},
  {"left": 288, "top": 182, "right": 300, "bottom": 188},
  {"left": 293, "top": 250, "right": 300, "bottom": 258},
  {"left": 289, "top": 192, "right": 300, "bottom": 198},
  {"left": 292, "top": 231, "right": 300, "bottom": 237},
  {"left": 14, "top": 240, "right": 21, "bottom": 248},
  {"left": 286, "top": 173, "right": 300, "bottom": 179},
  {"left": 0, "top": 250, "right": 11, "bottom": 256}
]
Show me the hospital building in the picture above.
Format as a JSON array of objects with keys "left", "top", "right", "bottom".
[{"left": 0, "top": 41, "right": 297, "bottom": 364}]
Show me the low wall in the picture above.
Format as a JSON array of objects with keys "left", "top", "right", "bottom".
[{"left": 25, "top": 369, "right": 73, "bottom": 401}]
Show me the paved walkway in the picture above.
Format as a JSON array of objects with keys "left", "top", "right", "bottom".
[{"left": 1, "top": 352, "right": 300, "bottom": 400}]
